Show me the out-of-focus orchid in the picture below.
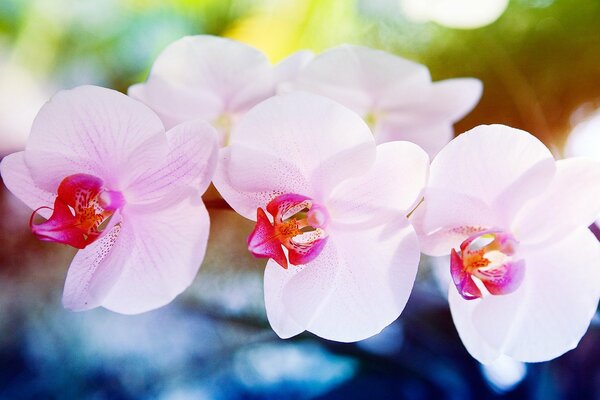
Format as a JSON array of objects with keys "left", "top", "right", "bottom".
[
  {"left": 128, "top": 35, "right": 313, "bottom": 146},
  {"left": 213, "top": 92, "right": 428, "bottom": 342},
  {"left": 286, "top": 45, "right": 482, "bottom": 157},
  {"left": 413, "top": 124, "right": 600, "bottom": 363},
  {"left": 399, "top": 0, "right": 510, "bottom": 29},
  {"left": 0, "top": 85, "right": 218, "bottom": 314}
]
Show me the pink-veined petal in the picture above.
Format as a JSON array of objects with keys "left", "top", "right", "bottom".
[
  {"left": 24, "top": 85, "right": 168, "bottom": 193},
  {"left": 100, "top": 197, "right": 210, "bottom": 314},
  {"left": 223, "top": 92, "right": 376, "bottom": 203},
  {"left": 512, "top": 158, "right": 600, "bottom": 245},
  {"left": 451, "top": 228, "right": 600, "bottom": 363},
  {"left": 327, "top": 141, "right": 429, "bottom": 226},
  {"left": 428, "top": 125, "right": 556, "bottom": 208},
  {"left": 264, "top": 218, "right": 419, "bottom": 342},
  {"left": 0, "top": 151, "right": 55, "bottom": 218},
  {"left": 62, "top": 219, "right": 132, "bottom": 311},
  {"left": 125, "top": 119, "right": 218, "bottom": 206}
]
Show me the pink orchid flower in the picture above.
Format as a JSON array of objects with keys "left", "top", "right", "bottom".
[
  {"left": 0, "top": 85, "right": 218, "bottom": 314},
  {"left": 286, "top": 45, "right": 482, "bottom": 157},
  {"left": 413, "top": 124, "right": 600, "bottom": 363},
  {"left": 213, "top": 92, "right": 429, "bottom": 342},
  {"left": 128, "top": 35, "right": 313, "bottom": 146}
]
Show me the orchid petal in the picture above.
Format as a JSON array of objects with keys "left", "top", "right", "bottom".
[
  {"left": 412, "top": 188, "right": 502, "bottom": 256},
  {"left": 423, "top": 78, "right": 482, "bottom": 121},
  {"left": 125, "top": 119, "right": 218, "bottom": 206},
  {"left": 128, "top": 77, "right": 222, "bottom": 130},
  {"left": 24, "top": 85, "right": 167, "bottom": 193},
  {"left": 513, "top": 158, "right": 600, "bottom": 245},
  {"left": 274, "top": 50, "right": 314, "bottom": 89},
  {"left": 327, "top": 141, "right": 429, "bottom": 225},
  {"left": 376, "top": 120, "right": 454, "bottom": 158},
  {"left": 62, "top": 220, "right": 132, "bottom": 311},
  {"left": 292, "top": 45, "right": 431, "bottom": 116},
  {"left": 428, "top": 125, "right": 555, "bottom": 208},
  {"left": 376, "top": 78, "right": 482, "bottom": 156},
  {"left": 132, "top": 35, "right": 273, "bottom": 122},
  {"left": 213, "top": 147, "right": 309, "bottom": 220},
  {"left": 264, "top": 218, "right": 419, "bottom": 342},
  {"left": 447, "top": 286, "right": 502, "bottom": 364},
  {"left": 219, "top": 92, "right": 376, "bottom": 204},
  {"left": 101, "top": 197, "right": 210, "bottom": 314},
  {"left": 0, "top": 151, "right": 55, "bottom": 218}
]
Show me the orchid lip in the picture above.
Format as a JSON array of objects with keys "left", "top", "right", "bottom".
[
  {"left": 29, "top": 174, "right": 125, "bottom": 249},
  {"left": 247, "top": 193, "right": 329, "bottom": 269},
  {"left": 451, "top": 229, "right": 525, "bottom": 300}
]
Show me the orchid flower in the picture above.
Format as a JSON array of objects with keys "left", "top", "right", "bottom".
[
  {"left": 413, "top": 124, "right": 600, "bottom": 363},
  {"left": 213, "top": 92, "right": 429, "bottom": 342},
  {"left": 128, "top": 35, "right": 313, "bottom": 146},
  {"left": 0, "top": 85, "right": 218, "bottom": 314},
  {"left": 286, "top": 45, "right": 482, "bottom": 157}
]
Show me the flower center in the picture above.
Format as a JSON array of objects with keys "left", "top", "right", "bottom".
[
  {"left": 450, "top": 230, "right": 525, "bottom": 300},
  {"left": 30, "top": 174, "right": 125, "bottom": 249},
  {"left": 247, "top": 193, "right": 329, "bottom": 269}
]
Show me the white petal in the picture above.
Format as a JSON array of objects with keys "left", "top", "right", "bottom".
[
  {"left": 412, "top": 187, "right": 503, "bottom": 256},
  {"left": 264, "top": 218, "right": 420, "bottom": 342},
  {"left": 132, "top": 35, "right": 273, "bottom": 125},
  {"left": 327, "top": 141, "right": 429, "bottom": 225},
  {"left": 429, "top": 124, "right": 556, "bottom": 209},
  {"left": 448, "top": 285, "right": 502, "bottom": 364},
  {"left": 512, "top": 158, "right": 600, "bottom": 245},
  {"left": 274, "top": 50, "right": 314, "bottom": 88},
  {"left": 426, "top": 78, "right": 483, "bottom": 121},
  {"left": 499, "top": 228, "right": 600, "bottom": 362},
  {"left": 0, "top": 151, "right": 55, "bottom": 218},
  {"left": 292, "top": 45, "right": 431, "bottom": 116},
  {"left": 101, "top": 198, "right": 210, "bottom": 314},
  {"left": 224, "top": 92, "right": 376, "bottom": 203},
  {"left": 128, "top": 78, "right": 222, "bottom": 130},
  {"left": 24, "top": 85, "right": 167, "bottom": 193},
  {"left": 125, "top": 119, "right": 219, "bottom": 206},
  {"left": 62, "top": 220, "right": 133, "bottom": 311},
  {"left": 376, "top": 120, "right": 454, "bottom": 158}
]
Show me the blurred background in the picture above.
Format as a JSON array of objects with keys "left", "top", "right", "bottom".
[{"left": 1, "top": 0, "right": 600, "bottom": 398}]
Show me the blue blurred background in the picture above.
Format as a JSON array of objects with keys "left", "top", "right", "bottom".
[{"left": 1, "top": 0, "right": 600, "bottom": 399}]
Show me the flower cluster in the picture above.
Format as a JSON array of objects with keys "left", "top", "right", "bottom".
[{"left": 1, "top": 35, "right": 599, "bottom": 364}]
